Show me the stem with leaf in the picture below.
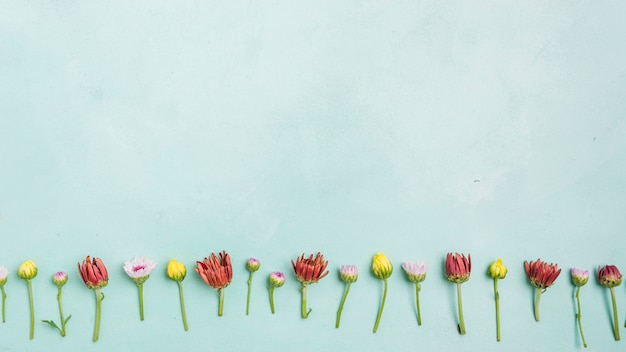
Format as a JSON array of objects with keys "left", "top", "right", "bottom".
[
  {"left": 336, "top": 282, "right": 351, "bottom": 328},
  {"left": 300, "top": 284, "right": 312, "bottom": 318},
  {"left": 575, "top": 286, "right": 587, "bottom": 348}
]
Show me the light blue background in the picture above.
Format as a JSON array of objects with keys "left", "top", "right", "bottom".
[{"left": 1, "top": 1, "right": 626, "bottom": 351}]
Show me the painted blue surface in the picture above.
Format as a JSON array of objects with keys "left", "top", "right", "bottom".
[{"left": 1, "top": 2, "right": 626, "bottom": 351}]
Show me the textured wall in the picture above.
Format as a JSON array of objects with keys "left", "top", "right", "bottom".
[{"left": 1, "top": 2, "right": 625, "bottom": 351}]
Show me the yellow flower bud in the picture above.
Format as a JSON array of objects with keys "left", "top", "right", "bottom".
[
  {"left": 372, "top": 253, "right": 393, "bottom": 280},
  {"left": 17, "top": 260, "right": 37, "bottom": 280},
  {"left": 489, "top": 258, "right": 507, "bottom": 280},
  {"left": 167, "top": 258, "right": 186, "bottom": 281}
]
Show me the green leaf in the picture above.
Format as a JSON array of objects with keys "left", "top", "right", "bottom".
[
  {"left": 42, "top": 320, "right": 61, "bottom": 332},
  {"left": 64, "top": 315, "right": 72, "bottom": 325}
]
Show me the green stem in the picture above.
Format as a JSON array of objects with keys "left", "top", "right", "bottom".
[
  {"left": 1, "top": 285, "right": 5, "bottom": 323},
  {"left": 138, "top": 283, "right": 144, "bottom": 321},
  {"left": 610, "top": 287, "right": 620, "bottom": 341},
  {"left": 494, "top": 279, "right": 500, "bottom": 341},
  {"left": 177, "top": 281, "right": 188, "bottom": 331},
  {"left": 457, "top": 283, "right": 466, "bottom": 335},
  {"left": 218, "top": 288, "right": 224, "bottom": 317},
  {"left": 27, "top": 279, "right": 35, "bottom": 340},
  {"left": 336, "top": 283, "right": 351, "bottom": 328},
  {"left": 269, "top": 287, "right": 276, "bottom": 314},
  {"left": 534, "top": 288, "right": 542, "bottom": 322},
  {"left": 575, "top": 287, "right": 587, "bottom": 348},
  {"left": 415, "top": 283, "right": 422, "bottom": 326},
  {"left": 373, "top": 279, "right": 388, "bottom": 333},
  {"left": 301, "top": 284, "right": 311, "bottom": 318},
  {"left": 93, "top": 288, "right": 102, "bottom": 343},
  {"left": 246, "top": 272, "right": 254, "bottom": 315},
  {"left": 58, "top": 286, "right": 66, "bottom": 336}
]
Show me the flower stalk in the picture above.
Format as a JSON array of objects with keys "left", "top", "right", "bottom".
[
  {"left": 18, "top": 260, "right": 38, "bottom": 340},
  {"left": 246, "top": 258, "right": 260, "bottom": 316},
  {"left": 575, "top": 286, "right": 587, "bottom": 347},
  {"left": 373, "top": 278, "right": 388, "bottom": 333},
  {"left": 77, "top": 256, "right": 109, "bottom": 343},
  {"left": 571, "top": 267, "right": 589, "bottom": 348},
  {"left": 372, "top": 253, "right": 393, "bottom": 333},
  {"left": 598, "top": 265, "right": 622, "bottom": 341},
  {"left": 0, "top": 266, "right": 7, "bottom": 323},
  {"left": 336, "top": 265, "right": 357, "bottom": 328},
  {"left": 195, "top": 251, "right": 233, "bottom": 317},
  {"left": 445, "top": 253, "right": 471, "bottom": 335},
  {"left": 402, "top": 261, "right": 427, "bottom": 327},
  {"left": 123, "top": 257, "right": 157, "bottom": 321},
  {"left": 291, "top": 253, "right": 329, "bottom": 319},
  {"left": 42, "top": 272, "right": 71, "bottom": 336},
  {"left": 268, "top": 272, "right": 285, "bottom": 314},
  {"left": 524, "top": 259, "right": 561, "bottom": 322},
  {"left": 167, "top": 259, "right": 188, "bottom": 331}
]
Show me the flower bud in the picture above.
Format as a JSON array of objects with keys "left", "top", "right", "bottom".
[
  {"left": 269, "top": 272, "right": 285, "bottom": 288},
  {"left": 247, "top": 258, "right": 260, "bottom": 273},
  {"left": 18, "top": 260, "right": 37, "bottom": 280},
  {"left": 402, "top": 261, "right": 427, "bottom": 283},
  {"left": 570, "top": 268, "right": 589, "bottom": 287},
  {"left": 167, "top": 258, "right": 187, "bottom": 282},
  {"left": 488, "top": 258, "right": 507, "bottom": 280},
  {"left": 340, "top": 265, "right": 358, "bottom": 284},
  {"left": 0, "top": 266, "right": 8, "bottom": 285},
  {"left": 598, "top": 265, "right": 622, "bottom": 288},
  {"left": 53, "top": 271, "right": 68, "bottom": 287},
  {"left": 372, "top": 253, "right": 393, "bottom": 280}
]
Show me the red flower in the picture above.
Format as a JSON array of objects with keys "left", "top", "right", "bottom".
[
  {"left": 524, "top": 259, "right": 561, "bottom": 289},
  {"left": 445, "top": 252, "right": 471, "bottom": 283},
  {"left": 77, "top": 256, "right": 109, "bottom": 290},
  {"left": 291, "top": 252, "right": 329, "bottom": 285},
  {"left": 598, "top": 265, "right": 623, "bottom": 288},
  {"left": 195, "top": 251, "right": 233, "bottom": 289}
]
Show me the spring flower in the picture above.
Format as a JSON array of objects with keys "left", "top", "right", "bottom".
[
  {"left": 42, "top": 272, "right": 71, "bottom": 336},
  {"left": 524, "top": 259, "right": 561, "bottom": 322},
  {"left": 372, "top": 253, "right": 392, "bottom": 333},
  {"left": 292, "top": 252, "right": 329, "bottom": 319},
  {"left": 336, "top": 265, "right": 358, "bottom": 328},
  {"left": 123, "top": 257, "right": 157, "bottom": 321},
  {"left": 598, "top": 265, "right": 622, "bottom": 341},
  {"left": 268, "top": 271, "right": 286, "bottom": 314},
  {"left": 445, "top": 253, "right": 471, "bottom": 335},
  {"left": 167, "top": 259, "right": 188, "bottom": 331},
  {"left": 77, "top": 256, "right": 109, "bottom": 342},
  {"left": 246, "top": 258, "right": 260, "bottom": 315},
  {"left": 402, "top": 261, "right": 427, "bottom": 327},
  {"left": 195, "top": 251, "right": 233, "bottom": 316},
  {"left": 17, "top": 260, "right": 37, "bottom": 340},
  {"left": 571, "top": 268, "right": 589, "bottom": 347},
  {"left": 0, "top": 266, "right": 7, "bottom": 323},
  {"left": 488, "top": 259, "right": 507, "bottom": 341}
]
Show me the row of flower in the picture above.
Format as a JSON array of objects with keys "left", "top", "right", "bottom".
[{"left": 0, "top": 252, "right": 622, "bottom": 348}]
